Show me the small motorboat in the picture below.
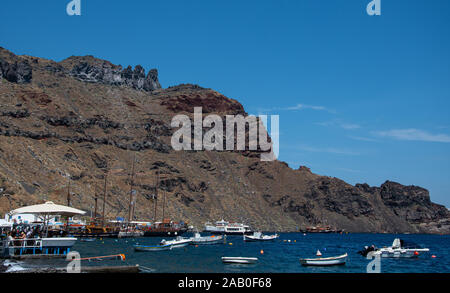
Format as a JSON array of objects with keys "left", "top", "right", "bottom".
[
  {"left": 358, "top": 238, "right": 429, "bottom": 258},
  {"left": 300, "top": 253, "right": 348, "bottom": 266},
  {"left": 160, "top": 236, "right": 192, "bottom": 249},
  {"left": 134, "top": 243, "right": 173, "bottom": 252},
  {"left": 190, "top": 233, "right": 224, "bottom": 245},
  {"left": 221, "top": 257, "right": 259, "bottom": 264},
  {"left": 80, "top": 238, "right": 96, "bottom": 242},
  {"left": 243, "top": 232, "right": 279, "bottom": 242}
]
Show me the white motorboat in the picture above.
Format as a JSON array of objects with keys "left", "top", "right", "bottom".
[
  {"left": 243, "top": 232, "right": 279, "bottom": 242},
  {"left": 134, "top": 243, "right": 173, "bottom": 252},
  {"left": 204, "top": 220, "right": 252, "bottom": 235},
  {"left": 160, "top": 236, "right": 192, "bottom": 248},
  {"left": 300, "top": 253, "right": 348, "bottom": 266},
  {"left": 190, "top": 233, "right": 224, "bottom": 245},
  {"left": 221, "top": 257, "right": 259, "bottom": 264},
  {"left": 358, "top": 238, "right": 430, "bottom": 258}
]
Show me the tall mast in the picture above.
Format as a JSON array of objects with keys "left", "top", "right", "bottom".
[
  {"left": 67, "top": 176, "right": 71, "bottom": 207},
  {"left": 162, "top": 183, "right": 166, "bottom": 222},
  {"left": 127, "top": 153, "right": 136, "bottom": 228},
  {"left": 94, "top": 194, "right": 98, "bottom": 221},
  {"left": 66, "top": 176, "right": 71, "bottom": 231},
  {"left": 153, "top": 171, "right": 158, "bottom": 222},
  {"left": 102, "top": 173, "right": 107, "bottom": 228}
]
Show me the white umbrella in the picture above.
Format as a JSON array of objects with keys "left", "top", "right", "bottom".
[
  {"left": 10, "top": 201, "right": 86, "bottom": 217},
  {"left": 9, "top": 201, "right": 86, "bottom": 237}
]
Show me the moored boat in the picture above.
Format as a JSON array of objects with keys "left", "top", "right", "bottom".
[
  {"left": 243, "top": 232, "right": 279, "bottom": 242},
  {"left": 1, "top": 201, "right": 85, "bottom": 259},
  {"left": 160, "top": 236, "right": 191, "bottom": 248},
  {"left": 134, "top": 243, "right": 173, "bottom": 252},
  {"left": 1, "top": 237, "right": 77, "bottom": 259},
  {"left": 118, "top": 229, "right": 144, "bottom": 238},
  {"left": 299, "top": 225, "right": 343, "bottom": 234},
  {"left": 300, "top": 253, "right": 348, "bottom": 266},
  {"left": 204, "top": 219, "right": 252, "bottom": 235},
  {"left": 143, "top": 219, "right": 188, "bottom": 237},
  {"left": 221, "top": 257, "right": 259, "bottom": 264},
  {"left": 358, "top": 238, "right": 430, "bottom": 258},
  {"left": 189, "top": 233, "right": 224, "bottom": 245}
]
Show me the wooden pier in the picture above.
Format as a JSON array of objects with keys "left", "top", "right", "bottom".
[{"left": 10, "top": 264, "right": 140, "bottom": 273}]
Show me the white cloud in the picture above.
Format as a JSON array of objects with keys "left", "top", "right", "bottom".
[
  {"left": 284, "top": 104, "right": 336, "bottom": 113},
  {"left": 316, "top": 120, "right": 361, "bottom": 130},
  {"left": 255, "top": 103, "right": 336, "bottom": 114},
  {"left": 296, "top": 145, "right": 361, "bottom": 156},
  {"left": 348, "top": 135, "right": 379, "bottom": 142},
  {"left": 373, "top": 129, "right": 450, "bottom": 143},
  {"left": 340, "top": 123, "right": 361, "bottom": 130}
]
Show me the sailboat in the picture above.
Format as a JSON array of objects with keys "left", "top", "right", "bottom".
[
  {"left": 117, "top": 153, "right": 144, "bottom": 238},
  {"left": 143, "top": 172, "right": 188, "bottom": 237},
  {"left": 69, "top": 173, "right": 119, "bottom": 238}
]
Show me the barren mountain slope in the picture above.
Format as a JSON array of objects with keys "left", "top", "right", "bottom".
[{"left": 1, "top": 47, "right": 449, "bottom": 233}]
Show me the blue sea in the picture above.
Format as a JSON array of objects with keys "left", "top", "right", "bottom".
[{"left": 6, "top": 233, "right": 450, "bottom": 273}]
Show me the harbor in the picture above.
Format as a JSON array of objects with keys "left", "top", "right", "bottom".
[{"left": 1, "top": 233, "right": 448, "bottom": 273}]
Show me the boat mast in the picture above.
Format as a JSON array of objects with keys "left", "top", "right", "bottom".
[
  {"left": 67, "top": 176, "right": 71, "bottom": 207},
  {"left": 102, "top": 173, "right": 107, "bottom": 228},
  {"left": 153, "top": 170, "right": 158, "bottom": 222},
  {"left": 94, "top": 194, "right": 98, "bottom": 221},
  {"left": 127, "top": 153, "right": 136, "bottom": 229},
  {"left": 162, "top": 181, "right": 166, "bottom": 222},
  {"left": 66, "top": 176, "right": 71, "bottom": 231}
]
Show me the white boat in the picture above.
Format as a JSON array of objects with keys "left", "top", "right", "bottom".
[
  {"left": 190, "top": 233, "right": 224, "bottom": 245},
  {"left": 1, "top": 237, "right": 77, "bottom": 258},
  {"left": 300, "top": 253, "right": 348, "bottom": 266},
  {"left": 160, "top": 236, "right": 192, "bottom": 248},
  {"left": 204, "top": 220, "right": 252, "bottom": 235},
  {"left": 359, "top": 238, "right": 430, "bottom": 258},
  {"left": 243, "top": 232, "right": 279, "bottom": 242},
  {"left": 134, "top": 243, "right": 173, "bottom": 252},
  {"left": 1, "top": 201, "right": 85, "bottom": 259},
  {"left": 221, "top": 257, "right": 259, "bottom": 264}
]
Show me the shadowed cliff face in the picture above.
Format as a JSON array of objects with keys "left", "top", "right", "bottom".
[{"left": 0, "top": 47, "right": 449, "bottom": 233}]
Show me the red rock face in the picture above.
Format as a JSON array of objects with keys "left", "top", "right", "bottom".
[
  {"left": 161, "top": 91, "right": 245, "bottom": 115},
  {"left": 0, "top": 47, "right": 449, "bottom": 233}
]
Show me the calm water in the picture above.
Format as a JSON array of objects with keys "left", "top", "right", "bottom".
[{"left": 9, "top": 233, "right": 450, "bottom": 273}]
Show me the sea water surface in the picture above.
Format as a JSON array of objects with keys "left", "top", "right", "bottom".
[{"left": 9, "top": 233, "right": 450, "bottom": 273}]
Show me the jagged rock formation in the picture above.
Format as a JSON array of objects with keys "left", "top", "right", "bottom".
[
  {"left": 0, "top": 58, "right": 32, "bottom": 84},
  {"left": 65, "top": 56, "right": 161, "bottom": 91},
  {"left": 0, "top": 47, "right": 449, "bottom": 233}
]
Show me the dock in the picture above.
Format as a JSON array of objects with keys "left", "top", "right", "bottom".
[{"left": 9, "top": 264, "right": 140, "bottom": 273}]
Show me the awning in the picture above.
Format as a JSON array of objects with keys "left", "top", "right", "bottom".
[{"left": 10, "top": 201, "right": 86, "bottom": 217}]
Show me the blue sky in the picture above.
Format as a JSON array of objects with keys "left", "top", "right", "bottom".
[{"left": 1, "top": 0, "right": 449, "bottom": 207}]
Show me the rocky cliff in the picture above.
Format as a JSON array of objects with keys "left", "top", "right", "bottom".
[{"left": 0, "top": 47, "right": 449, "bottom": 233}]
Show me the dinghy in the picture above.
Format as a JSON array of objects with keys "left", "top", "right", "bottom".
[
  {"left": 222, "top": 257, "right": 259, "bottom": 264},
  {"left": 243, "top": 232, "right": 279, "bottom": 242},
  {"left": 160, "top": 236, "right": 192, "bottom": 248},
  {"left": 358, "top": 238, "right": 429, "bottom": 258},
  {"left": 300, "top": 253, "right": 347, "bottom": 266},
  {"left": 133, "top": 243, "right": 173, "bottom": 252},
  {"left": 190, "top": 233, "right": 224, "bottom": 245}
]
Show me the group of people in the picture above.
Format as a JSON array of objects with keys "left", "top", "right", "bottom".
[{"left": 1, "top": 225, "right": 45, "bottom": 240}]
